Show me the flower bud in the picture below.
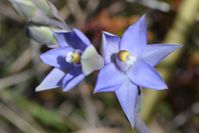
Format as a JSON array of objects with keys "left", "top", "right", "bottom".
[
  {"left": 31, "top": 0, "right": 51, "bottom": 16},
  {"left": 26, "top": 26, "right": 56, "bottom": 46},
  {"left": 9, "top": 0, "right": 36, "bottom": 18}
]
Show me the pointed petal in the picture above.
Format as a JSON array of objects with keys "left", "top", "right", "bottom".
[
  {"left": 53, "top": 30, "right": 71, "bottom": 47},
  {"left": 120, "top": 15, "right": 147, "bottom": 57},
  {"left": 62, "top": 67, "right": 85, "bottom": 92},
  {"left": 35, "top": 68, "right": 65, "bottom": 91},
  {"left": 94, "top": 63, "right": 126, "bottom": 93},
  {"left": 127, "top": 61, "right": 167, "bottom": 90},
  {"left": 73, "top": 28, "right": 91, "bottom": 46},
  {"left": 63, "top": 74, "right": 84, "bottom": 92},
  {"left": 101, "top": 32, "right": 120, "bottom": 64},
  {"left": 40, "top": 47, "right": 73, "bottom": 69},
  {"left": 115, "top": 79, "right": 139, "bottom": 127},
  {"left": 142, "top": 44, "right": 182, "bottom": 66},
  {"left": 81, "top": 45, "right": 104, "bottom": 75},
  {"left": 54, "top": 29, "right": 90, "bottom": 50}
]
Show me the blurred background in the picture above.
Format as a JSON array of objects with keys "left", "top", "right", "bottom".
[{"left": 0, "top": 0, "right": 198, "bottom": 133}]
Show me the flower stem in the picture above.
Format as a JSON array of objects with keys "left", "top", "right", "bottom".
[{"left": 135, "top": 115, "right": 150, "bottom": 133}]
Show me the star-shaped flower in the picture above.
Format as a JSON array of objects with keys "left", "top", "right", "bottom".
[
  {"left": 36, "top": 29, "right": 104, "bottom": 92},
  {"left": 94, "top": 15, "right": 181, "bottom": 127}
]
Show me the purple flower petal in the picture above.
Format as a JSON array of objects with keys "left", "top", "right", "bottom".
[
  {"left": 127, "top": 61, "right": 167, "bottom": 90},
  {"left": 115, "top": 79, "right": 139, "bottom": 127},
  {"left": 62, "top": 67, "right": 85, "bottom": 92},
  {"left": 94, "top": 63, "right": 126, "bottom": 93},
  {"left": 54, "top": 29, "right": 91, "bottom": 51},
  {"left": 40, "top": 47, "right": 74, "bottom": 69},
  {"left": 73, "top": 28, "right": 91, "bottom": 46},
  {"left": 54, "top": 30, "right": 71, "bottom": 47},
  {"left": 35, "top": 68, "right": 65, "bottom": 91},
  {"left": 142, "top": 44, "right": 181, "bottom": 66},
  {"left": 101, "top": 32, "right": 120, "bottom": 64},
  {"left": 120, "top": 15, "right": 147, "bottom": 57}
]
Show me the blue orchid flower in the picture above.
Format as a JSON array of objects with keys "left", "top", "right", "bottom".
[
  {"left": 36, "top": 29, "right": 104, "bottom": 92},
  {"left": 94, "top": 15, "right": 181, "bottom": 127}
]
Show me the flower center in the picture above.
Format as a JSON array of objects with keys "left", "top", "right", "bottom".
[
  {"left": 66, "top": 51, "right": 81, "bottom": 64},
  {"left": 117, "top": 50, "right": 136, "bottom": 65}
]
